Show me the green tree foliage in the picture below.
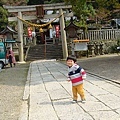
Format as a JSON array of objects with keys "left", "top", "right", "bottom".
[
  {"left": 64, "top": 0, "right": 96, "bottom": 29},
  {"left": 96, "top": 0, "right": 120, "bottom": 10},
  {"left": 0, "top": 6, "right": 8, "bottom": 31},
  {"left": 0, "top": 0, "right": 7, "bottom": 5},
  {"left": 63, "top": 0, "right": 96, "bottom": 39},
  {"left": 47, "top": 0, "right": 64, "bottom": 3},
  {"left": 95, "top": 0, "right": 120, "bottom": 20},
  {"left": 27, "top": 0, "right": 44, "bottom": 5},
  {"left": 0, "top": 0, "right": 27, "bottom": 31}
]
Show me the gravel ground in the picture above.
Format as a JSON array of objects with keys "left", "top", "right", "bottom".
[
  {"left": 77, "top": 54, "right": 120, "bottom": 81},
  {"left": 0, "top": 62, "right": 30, "bottom": 120}
]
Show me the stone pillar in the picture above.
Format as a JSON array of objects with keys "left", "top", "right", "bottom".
[
  {"left": 59, "top": 8, "right": 68, "bottom": 59},
  {"left": 95, "top": 43, "right": 100, "bottom": 55},
  {"left": 91, "top": 44, "right": 95, "bottom": 57},
  {"left": 17, "top": 12, "right": 24, "bottom": 62},
  {"left": 100, "top": 42, "right": 104, "bottom": 55},
  {"left": 88, "top": 43, "right": 95, "bottom": 57},
  {"left": 71, "top": 43, "right": 75, "bottom": 55}
]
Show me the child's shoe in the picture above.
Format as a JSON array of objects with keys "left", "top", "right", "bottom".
[
  {"left": 72, "top": 100, "right": 77, "bottom": 103},
  {"left": 81, "top": 99, "right": 86, "bottom": 103}
]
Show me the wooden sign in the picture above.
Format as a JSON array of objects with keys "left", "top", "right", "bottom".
[
  {"left": 36, "top": 6, "right": 44, "bottom": 18},
  {"left": 73, "top": 39, "right": 89, "bottom": 43}
]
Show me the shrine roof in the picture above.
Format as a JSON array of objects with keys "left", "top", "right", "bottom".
[
  {"left": 0, "top": 26, "right": 17, "bottom": 35},
  {"left": 64, "top": 21, "right": 80, "bottom": 31}
]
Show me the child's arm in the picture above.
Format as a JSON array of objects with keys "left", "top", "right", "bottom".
[
  {"left": 67, "top": 76, "right": 71, "bottom": 82},
  {"left": 80, "top": 68, "right": 86, "bottom": 80}
]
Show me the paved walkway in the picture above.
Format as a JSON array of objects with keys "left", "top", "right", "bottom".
[{"left": 19, "top": 60, "right": 120, "bottom": 120}]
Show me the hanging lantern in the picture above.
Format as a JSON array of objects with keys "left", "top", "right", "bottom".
[
  {"left": 39, "top": 28, "right": 44, "bottom": 33},
  {"left": 55, "top": 25, "right": 60, "bottom": 38},
  {"left": 28, "top": 27, "right": 32, "bottom": 37},
  {"left": 48, "top": 24, "right": 52, "bottom": 29}
]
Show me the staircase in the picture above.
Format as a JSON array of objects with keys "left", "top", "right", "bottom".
[{"left": 26, "top": 44, "right": 63, "bottom": 61}]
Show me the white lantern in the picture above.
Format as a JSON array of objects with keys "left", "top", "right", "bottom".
[{"left": 32, "top": 32, "right": 36, "bottom": 37}]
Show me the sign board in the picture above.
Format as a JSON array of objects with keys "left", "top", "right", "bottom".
[
  {"left": 73, "top": 42, "right": 88, "bottom": 51},
  {"left": 73, "top": 39, "right": 89, "bottom": 43},
  {"left": 72, "top": 42, "right": 88, "bottom": 51}
]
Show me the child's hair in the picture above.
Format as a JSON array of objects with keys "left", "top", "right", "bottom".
[{"left": 66, "top": 55, "right": 77, "bottom": 63}]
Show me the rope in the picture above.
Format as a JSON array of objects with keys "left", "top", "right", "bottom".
[{"left": 17, "top": 13, "right": 63, "bottom": 28}]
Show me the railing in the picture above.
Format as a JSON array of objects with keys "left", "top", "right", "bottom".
[{"left": 78, "top": 29, "right": 120, "bottom": 41}]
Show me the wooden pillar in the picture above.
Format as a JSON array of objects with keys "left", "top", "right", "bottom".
[
  {"left": 59, "top": 8, "right": 68, "bottom": 59},
  {"left": 18, "top": 12, "right": 24, "bottom": 62}
]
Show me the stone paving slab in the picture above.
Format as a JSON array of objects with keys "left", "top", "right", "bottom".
[
  {"left": 80, "top": 101, "right": 111, "bottom": 112},
  {"left": 89, "top": 111, "right": 120, "bottom": 120},
  {"left": 44, "top": 81, "right": 70, "bottom": 100},
  {"left": 85, "top": 81, "right": 110, "bottom": 96},
  {"left": 52, "top": 99, "right": 93, "bottom": 120},
  {"left": 19, "top": 60, "right": 120, "bottom": 120},
  {"left": 29, "top": 92, "right": 58, "bottom": 120}
]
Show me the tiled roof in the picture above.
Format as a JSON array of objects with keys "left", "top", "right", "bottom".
[{"left": 0, "top": 26, "right": 17, "bottom": 35}]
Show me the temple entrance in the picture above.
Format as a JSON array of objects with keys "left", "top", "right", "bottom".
[{"left": 4, "top": 3, "right": 73, "bottom": 61}]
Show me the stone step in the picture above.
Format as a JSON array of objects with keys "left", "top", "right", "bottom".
[{"left": 26, "top": 44, "right": 63, "bottom": 61}]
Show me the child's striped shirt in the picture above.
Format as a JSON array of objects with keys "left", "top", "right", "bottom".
[{"left": 68, "top": 64, "right": 86, "bottom": 86}]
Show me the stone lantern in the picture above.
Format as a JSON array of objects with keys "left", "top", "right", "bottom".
[
  {"left": 0, "top": 26, "right": 18, "bottom": 55},
  {"left": 64, "top": 18, "right": 80, "bottom": 56},
  {"left": 64, "top": 18, "right": 80, "bottom": 38},
  {"left": 0, "top": 26, "right": 17, "bottom": 45},
  {"left": 64, "top": 18, "right": 89, "bottom": 57}
]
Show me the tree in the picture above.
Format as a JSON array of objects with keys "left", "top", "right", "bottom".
[
  {"left": 96, "top": 0, "right": 120, "bottom": 10},
  {"left": 0, "top": 0, "right": 6, "bottom": 5},
  {"left": 64, "top": 0, "right": 95, "bottom": 27},
  {"left": 95, "top": 0, "right": 120, "bottom": 21},
  {"left": 0, "top": 0, "right": 27, "bottom": 31},
  {"left": 47, "top": 0, "right": 64, "bottom": 3},
  {"left": 64, "top": 0, "right": 96, "bottom": 38},
  {"left": 27, "top": 0, "right": 44, "bottom": 5},
  {"left": 0, "top": 6, "right": 8, "bottom": 31}
]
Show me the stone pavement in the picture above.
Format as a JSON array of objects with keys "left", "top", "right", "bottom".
[{"left": 19, "top": 60, "right": 120, "bottom": 120}]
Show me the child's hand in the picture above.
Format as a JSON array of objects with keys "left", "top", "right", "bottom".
[
  {"left": 82, "top": 77, "right": 86, "bottom": 80},
  {"left": 82, "top": 75, "right": 86, "bottom": 80}
]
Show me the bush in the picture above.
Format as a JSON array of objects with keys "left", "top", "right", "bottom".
[{"left": 103, "top": 39, "right": 120, "bottom": 54}]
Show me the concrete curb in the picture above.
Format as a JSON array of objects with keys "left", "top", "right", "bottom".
[
  {"left": 87, "top": 71, "right": 120, "bottom": 85},
  {"left": 18, "top": 65, "right": 31, "bottom": 120},
  {"left": 23, "top": 80, "right": 30, "bottom": 100}
]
